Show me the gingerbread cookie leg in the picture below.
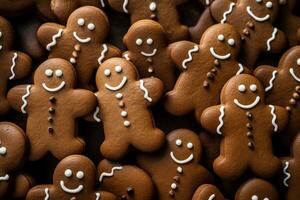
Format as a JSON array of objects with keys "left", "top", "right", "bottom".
[
  {"left": 13, "top": 174, "right": 34, "bottom": 199},
  {"left": 101, "top": 138, "right": 130, "bottom": 161},
  {"left": 51, "top": 137, "right": 85, "bottom": 160},
  {"left": 250, "top": 153, "right": 281, "bottom": 178}
]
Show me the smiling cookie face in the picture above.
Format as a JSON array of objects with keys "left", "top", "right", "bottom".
[
  {"left": 200, "top": 24, "right": 241, "bottom": 60},
  {"left": 221, "top": 74, "right": 265, "bottom": 110},
  {"left": 53, "top": 155, "right": 97, "bottom": 195},
  {"left": 96, "top": 58, "right": 138, "bottom": 91},
  {"left": 34, "top": 58, "right": 76, "bottom": 93},
  {"left": 67, "top": 6, "right": 109, "bottom": 44}
]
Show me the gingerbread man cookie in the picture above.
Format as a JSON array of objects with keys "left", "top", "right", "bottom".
[
  {"left": 137, "top": 129, "right": 213, "bottom": 200},
  {"left": 95, "top": 57, "right": 165, "bottom": 160},
  {"left": 0, "top": 16, "right": 32, "bottom": 116},
  {"left": 165, "top": 23, "right": 249, "bottom": 120},
  {"left": 37, "top": 6, "right": 120, "bottom": 90},
  {"left": 108, "top": 0, "right": 189, "bottom": 42},
  {"left": 7, "top": 58, "right": 97, "bottom": 161},
  {"left": 210, "top": 0, "right": 287, "bottom": 67},
  {"left": 281, "top": 133, "right": 300, "bottom": 200},
  {"left": 123, "top": 19, "right": 176, "bottom": 91},
  {"left": 0, "top": 122, "right": 33, "bottom": 199},
  {"left": 192, "top": 184, "right": 225, "bottom": 200},
  {"left": 26, "top": 155, "right": 117, "bottom": 200},
  {"left": 201, "top": 74, "right": 288, "bottom": 180},
  {"left": 98, "top": 159, "right": 154, "bottom": 200},
  {"left": 254, "top": 46, "right": 300, "bottom": 152}
]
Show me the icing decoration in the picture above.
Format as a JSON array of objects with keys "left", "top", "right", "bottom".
[
  {"left": 238, "top": 84, "right": 246, "bottom": 92},
  {"left": 227, "top": 38, "right": 235, "bottom": 46},
  {"left": 136, "top": 38, "right": 143, "bottom": 46},
  {"left": 96, "top": 192, "right": 101, "bottom": 200},
  {"left": 64, "top": 169, "right": 72, "bottom": 177},
  {"left": 236, "top": 63, "right": 244, "bottom": 75},
  {"left": 141, "top": 49, "right": 157, "bottom": 57},
  {"left": 289, "top": 68, "right": 300, "bottom": 83},
  {"left": 0, "top": 174, "right": 9, "bottom": 181},
  {"left": 76, "top": 171, "right": 84, "bottom": 179},
  {"left": 269, "top": 105, "right": 278, "bottom": 132},
  {"left": 99, "top": 166, "right": 123, "bottom": 182},
  {"left": 42, "top": 81, "right": 66, "bottom": 93},
  {"left": 0, "top": 146, "right": 7, "bottom": 155},
  {"left": 46, "top": 29, "right": 63, "bottom": 51},
  {"left": 149, "top": 2, "right": 156, "bottom": 11},
  {"left": 265, "top": 70, "right": 278, "bottom": 92},
  {"left": 187, "top": 142, "right": 193, "bottom": 149},
  {"left": 55, "top": 70, "right": 63, "bottom": 77},
  {"left": 123, "top": 0, "right": 129, "bottom": 13},
  {"left": 170, "top": 152, "right": 194, "bottom": 164},
  {"left": 175, "top": 139, "right": 182, "bottom": 146},
  {"left": 44, "top": 188, "right": 50, "bottom": 200},
  {"left": 77, "top": 18, "right": 85, "bottom": 26},
  {"left": 115, "top": 65, "right": 122, "bottom": 73},
  {"left": 93, "top": 106, "right": 101, "bottom": 122},
  {"left": 208, "top": 194, "right": 216, "bottom": 200},
  {"left": 250, "top": 84, "right": 257, "bottom": 92},
  {"left": 266, "top": 28, "right": 278, "bottom": 51},
  {"left": 139, "top": 80, "right": 152, "bottom": 102},
  {"left": 8, "top": 52, "right": 18, "bottom": 80},
  {"left": 100, "top": 0, "right": 105, "bottom": 7},
  {"left": 98, "top": 44, "right": 108, "bottom": 65},
  {"left": 221, "top": 2, "right": 235, "bottom": 24},
  {"left": 177, "top": 166, "right": 183, "bottom": 173},
  {"left": 218, "top": 34, "right": 225, "bottom": 41},
  {"left": 45, "top": 69, "right": 53, "bottom": 77},
  {"left": 233, "top": 96, "right": 261, "bottom": 109},
  {"left": 60, "top": 180, "right": 84, "bottom": 194},
  {"left": 205, "top": 0, "right": 210, "bottom": 5},
  {"left": 87, "top": 23, "right": 96, "bottom": 31},
  {"left": 124, "top": 120, "right": 131, "bottom": 127},
  {"left": 73, "top": 32, "right": 91, "bottom": 43},
  {"left": 246, "top": 6, "right": 270, "bottom": 22},
  {"left": 216, "top": 105, "right": 225, "bottom": 135},
  {"left": 283, "top": 161, "right": 291, "bottom": 187},
  {"left": 147, "top": 38, "right": 153, "bottom": 45},
  {"left": 266, "top": 1, "right": 273, "bottom": 8},
  {"left": 123, "top": 53, "right": 130, "bottom": 61},
  {"left": 21, "top": 85, "right": 31, "bottom": 114},
  {"left": 105, "top": 76, "right": 128, "bottom": 91},
  {"left": 209, "top": 47, "right": 231, "bottom": 60},
  {"left": 182, "top": 45, "right": 199, "bottom": 70}
]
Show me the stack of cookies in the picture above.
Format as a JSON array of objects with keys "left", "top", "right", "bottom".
[{"left": 0, "top": 0, "right": 299, "bottom": 199}]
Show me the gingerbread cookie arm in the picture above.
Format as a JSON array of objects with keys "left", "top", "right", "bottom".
[
  {"left": 210, "top": 0, "right": 235, "bottom": 23},
  {"left": 6, "top": 51, "right": 32, "bottom": 80},
  {"left": 137, "top": 77, "right": 164, "bottom": 105},
  {"left": 201, "top": 105, "right": 224, "bottom": 135},
  {"left": 51, "top": 0, "right": 79, "bottom": 23},
  {"left": 265, "top": 28, "right": 287, "bottom": 53},
  {"left": 98, "top": 44, "right": 121, "bottom": 65},
  {"left": 71, "top": 90, "right": 98, "bottom": 117},
  {"left": 108, "top": 0, "right": 131, "bottom": 13},
  {"left": 7, "top": 85, "right": 33, "bottom": 113},
  {"left": 13, "top": 173, "right": 34, "bottom": 199},
  {"left": 26, "top": 185, "right": 56, "bottom": 200},
  {"left": 269, "top": 105, "right": 288, "bottom": 133},
  {"left": 169, "top": 41, "right": 199, "bottom": 71},
  {"left": 254, "top": 65, "right": 278, "bottom": 92},
  {"left": 37, "top": 23, "right": 65, "bottom": 51}
]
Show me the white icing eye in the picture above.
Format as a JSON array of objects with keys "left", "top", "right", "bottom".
[
  {"left": 297, "top": 58, "right": 300, "bottom": 66},
  {"left": 0, "top": 147, "right": 6, "bottom": 155},
  {"left": 77, "top": 18, "right": 85, "bottom": 26},
  {"left": 87, "top": 23, "right": 95, "bottom": 31},
  {"left": 266, "top": 1, "right": 273, "bottom": 8},
  {"left": 217, "top": 34, "right": 225, "bottom": 41},
  {"left": 251, "top": 195, "right": 258, "bottom": 200},
  {"left": 147, "top": 38, "right": 153, "bottom": 45},
  {"left": 256, "top": 0, "right": 262, "bottom": 3},
  {"left": 104, "top": 69, "right": 111, "bottom": 77},
  {"left": 136, "top": 38, "right": 143, "bottom": 46},
  {"left": 45, "top": 69, "right": 53, "bottom": 77},
  {"left": 149, "top": 2, "right": 157, "bottom": 11},
  {"left": 55, "top": 70, "right": 63, "bottom": 77},
  {"left": 227, "top": 38, "right": 235, "bottom": 46},
  {"left": 263, "top": 198, "right": 270, "bottom": 200},
  {"left": 250, "top": 84, "right": 257, "bottom": 92},
  {"left": 175, "top": 139, "right": 182, "bottom": 146},
  {"left": 238, "top": 84, "right": 246, "bottom": 92},
  {"left": 115, "top": 65, "right": 122, "bottom": 73},
  {"left": 76, "top": 171, "right": 84, "bottom": 179},
  {"left": 64, "top": 169, "right": 72, "bottom": 177},
  {"left": 187, "top": 142, "right": 193, "bottom": 149}
]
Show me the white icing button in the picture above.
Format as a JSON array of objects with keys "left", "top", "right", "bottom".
[
  {"left": 147, "top": 38, "right": 153, "bottom": 45},
  {"left": 121, "top": 111, "right": 128, "bottom": 117},
  {"left": 149, "top": 2, "right": 157, "bottom": 11},
  {"left": 175, "top": 139, "right": 182, "bottom": 146},
  {"left": 115, "top": 65, "right": 122, "bottom": 73},
  {"left": 104, "top": 69, "right": 111, "bottom": 77},
  {"left": 70, "top": 58, "right": 76, "bottom": 64},
  {"left": 148, "top": 67, "right": 153, "bottom": 73},
  {"left": 263, "top": 198, "right": 270, "bottom": 200},
  {"left": 250, "top": 84, "right": 257, "bottom": 92},
  {"left": 55, "top": 70, "right": 63, "bottom": 77},
  {"left": 217, "top": 34, "right": 225, "bottom": 41},
  {"left": 0, "top": 147, "right": 7, "bottom": 155},
  {"left": 87, "top": 23, "right": 95, "bottom": 31},
  {"left": 171, "top": 183, "right": 177, "bottom": 189},
  {"left": 238, "top": 84, "right": 246, "bottom": 92},
  {"left": 177, "top": 166, "right": 183, "bottom": 173},
  {"left": 0, "top": 32, "right": 2, "bottom": 38},
  {"left": 76, "top": 171, "right": 84, "bottom": 179},
  {"left": 116, "top": 93, "right": 123, "bottom": 99},
  {"left": 256, "top": 0, "right": 262, "bottom": 3},
  {"left": 0, "top": 45, "right": 2, "bottom": 50},
  {"left": 227, "top": 38, "right": 235, "bottom": 46},
  {"left": 124, "top": 120, "right": 131, "bottom": 127},
  {"left": 77, "top": 18, "right": 85, "bottom": 26},
  {"left": 136, "top": 38, "right": 143, "bottom": 46},
  {"left": 187, "top": 142, "right": 193, "bottom": 149},
  {"left": 266, "top": 1, "right": 273, "bottom": 8},
  {"left": 64, "top": 169, "right": 72, "bottom": 177},
  {"left": 251, "top": 195, "right": 258, "bottom": 200},
  {"left": 45, "top": 69, "right": 53, "bottom": 77},
  {"left": 297, "top": 58, "right": 300, "bottom": 66}
]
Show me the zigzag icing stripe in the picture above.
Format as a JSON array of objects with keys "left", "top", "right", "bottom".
[
  {"left": 236, "top": 63, "right": 244, "bottom": 75},
  {"left": 96, "top": 192, "right": 101, "bottom": 200},
  {"left": 217, "top": 106, "right": 225, "bottom": 135},
  {"left": 265, "top": 70, "right": 278, "bottom": 92},
  {"left": 267, "top": 28, "right": 278, "bottom": 51},
  {"left": 283, "top": 161, "right": 291, "bottom": 187},
  {"left": 99, "top": 166, "right": 123, "bottom": 182},
  {"left": 182, "top": 45, "right": 199, "bottom": 70},
  {"left": 9, "top": 52, "right": 18, "bottom": 80},
  {"left": 221, "top": 3, "right": 235, "bottom": 24},
  {"left": 208, "top": 194, "right": 216, "bottom": 200},
  {"left": 46, "top": 29, "right": 63, "bottom": 51},
  {"left": 21, "top": 85, "right": 31, "bottom": 114},
  {"left": 139, "top": 80, "right": 152, "bottom": 102},
  {"left": 123, "top": 0, "right": 129, "bottom": 13},
  {"left": 93, "top": 106, "right": 101, "bottom": 122},
  {"left": 98, "top": 44, "right": 108, "bottom": 65},
  {"left": 44, "top": 188, "right": 50, "bottom": 200},
  {"left": 100, "top": 0, "right": 105, "bottom": 7},
  {"left": 269, "top": 105, "right": 278, "bottom": 132}
]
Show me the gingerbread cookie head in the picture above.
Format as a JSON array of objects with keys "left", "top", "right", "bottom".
[
  {"left": 66, "top": 6, "right": 109, "bottom": 43},
  {"left": 34, "top": 58, "right": 76, "bottom": 92},
  {"left": 53, "top": 155, "right": 97, "bottom": 194},
  {"left": 221, "top": 74, "right": 265, "bottom": 109},
  {"left": 123, "top": 19, "right": 168, "bottom": 55},
  {"left": 201, "top": 23, "right": 241, "bottom": 60},
  {"left": 96, "top": 58, "right": 138, "bottom": 91},
  {"left": 0, "top": 16, "right": 14, "bottom": 52},
  {"left": 235, "top": 178, "right": 279, "bottom": 200}
]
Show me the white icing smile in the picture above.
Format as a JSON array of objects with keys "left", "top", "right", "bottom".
[
  {"left": 42, "top": 81, "right": 66, "bottom": 93},
  {"left": 60, "top": 180, "right": 83, "bottom": 194},
  {"left": 234, "top": 96, "right": 261, "bottom": 109},
  {"left": 73, "top": 32, "right": 91, "bottom": 43},
  {"left": 0, "top": 174, "right": 9, "bottom": 181},
  {"left": 170, "top": 152, "right": 194, "bottom": 164},
  {"left": 289, "top": 68, "right": 300, "bottom": 83},
  {"left": 210, "top": 47, "right": 231, "bottom": 60},
  {"left": 246, "top": 6, "right": 270, "bottom": 22},
  {"left": 105, "top": 76, "right": 128, "bottom": 91},
  {"left": 141, "top": 49, "right": 157, "bottom": 57}
]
